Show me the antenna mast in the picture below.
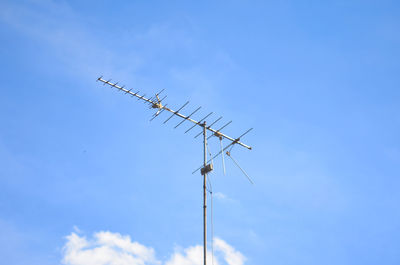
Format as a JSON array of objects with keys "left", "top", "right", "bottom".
[
  {"left": 97, "top": 76, "right": 253, "bottom": 265},
  {"left": 203, "top": 123, "right": 208, "bottom": 265}
]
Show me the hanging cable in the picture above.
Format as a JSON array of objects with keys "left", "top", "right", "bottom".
[
  {"left": 206, "top": 176, "right": 212, "bottom": 194},
  {"left": 219, "top": 137, "right": 226, "bottom": 175},
  {"left": 229, "top": 143, "right": 235, "bottom": 153},
  {"left": 207, "top": 142, "right": 214, "bottom": 166}
]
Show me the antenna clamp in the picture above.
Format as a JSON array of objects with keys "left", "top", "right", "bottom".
[{"left": 201, "top": 163, "right": 213, "bottom": 175}]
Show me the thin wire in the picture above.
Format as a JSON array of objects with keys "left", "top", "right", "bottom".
[
  {"left": 229, "top": 143, "right": 235, "bottom": 153},
  {"left": 226, "top": 152, "right": 254, "bottom": 184},
  {"left": 207, "top": 142, "right": 214, "bottom": 166},
  {"left": 219, "top": 137, "right": 226, "bottom": 175},
  {"left": 206, "top": 175, "right": 212, "bottom": 194}
]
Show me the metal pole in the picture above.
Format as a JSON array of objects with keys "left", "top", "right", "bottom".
[{"left": 203, "top": 122, "right": 207, "bottom": 265}]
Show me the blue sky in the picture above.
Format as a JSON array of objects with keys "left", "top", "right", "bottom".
[{"left": 0, "top": 0, "right": 399, "bottom": 264}]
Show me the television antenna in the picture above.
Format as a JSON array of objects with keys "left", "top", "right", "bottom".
[{"left": 97, "top": 76, "right": 253, "bottom": 265}]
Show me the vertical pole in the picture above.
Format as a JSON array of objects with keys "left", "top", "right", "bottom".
[{"left": 203, "top": 122, "right": 207, "bottom": 265}]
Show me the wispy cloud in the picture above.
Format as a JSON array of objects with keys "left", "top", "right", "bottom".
[
  {"left": 213, "top": 192, "right": 238, "bottom": 204},
  {"left": 62, "top": 231, "right": 160, "bottom": 265},
  {"left": 62, "top": 230, "right": 245, "bottom": 265},
  {"left": 0, "top": 0, "right": 239, "bottom": 105},
  {"left": 0, "top": 1, "right": 181, "bottom": 84},
  {"left": 214, "top": 192, "right": 227, "bottom": 200},
  {"left": 0, "top": 0, "right": 108, "bottom": 79}
]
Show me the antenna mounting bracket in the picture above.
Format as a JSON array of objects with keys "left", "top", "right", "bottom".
[{"left": 201, "top": 163, "right": 213, "bottom": 175}]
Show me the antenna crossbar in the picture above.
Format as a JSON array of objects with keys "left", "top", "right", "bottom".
[{"left": 98, "top": 77, "right": 252, "bottom": 150}]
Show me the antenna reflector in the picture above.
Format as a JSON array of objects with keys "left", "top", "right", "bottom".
[{"left": 237, "top": 128, "right": 253, "bottom": 141}]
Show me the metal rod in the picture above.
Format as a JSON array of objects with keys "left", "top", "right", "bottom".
[
  {"left": 163, "top": 101, "right": 189, "bottom": 124},
  {"left": 194, "top": 116, "right": 222, "bottom": 138},
  {"left": 238, "top": 128, "right": 253, "bottom": 139},
  {"left": 159, "top": 95, "right": 167, "bottom": 102},
  {"left": 118, "top": 85, "right": 125, "bottom": 92},
  {"left": 207, "top": 116, "right": 223, "bottom": 128},
  {"left": 156, "top": 89, "right": 165, "bottom": 96},
  {"left": 203, "top": 122, "right": 207, "bottom": 265},
  {"left": 185, "top": 112, "right": 213, "bottom": 134},
  {"left": 217, "top": 120, "right": 232, "bottom": 132},
  {"left": 226, "top": 152, "right": 254, "bottom": 184},
  {"left": 174, "top": 106, "right": 201, "bottom": 129},
  {"left": 207, "top": 120, "right": 232, "bottom": 140}
]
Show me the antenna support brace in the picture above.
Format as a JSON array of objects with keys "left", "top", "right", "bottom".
[{"left": 201, "top": 163, "right": 213, "bottom": 175}]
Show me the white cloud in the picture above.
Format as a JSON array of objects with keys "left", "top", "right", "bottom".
[
  {"left": 62, "top": 232, "right": 159, "bottom": 265},
  {"left": 214, "top": 238, "right": 245, "bottom": 265},
  {"left": 62, "top": 230, "right": 245, "bottom": 265},
  {"left": 165, "top": 245, "right": 216, "bottom": 265}
]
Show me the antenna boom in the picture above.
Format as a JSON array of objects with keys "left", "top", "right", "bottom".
[{"left": 98, "top": 77, "right": 252, "bottom": 150}]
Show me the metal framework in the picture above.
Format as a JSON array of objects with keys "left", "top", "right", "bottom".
[{"left": 97, "top": 76, "right": 253, "bottom": 265}]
